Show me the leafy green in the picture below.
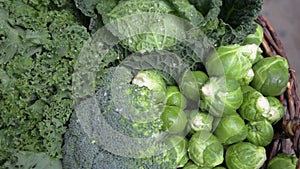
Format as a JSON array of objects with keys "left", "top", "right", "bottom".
[
  {"left": 219, "top": 0, "right": 263, "bottom": 28},
  {"left": 0, "top": 0, "right": 90, "bottom": 159},
  {"left": 3, "top": 151, "right": 62, "bottom": 169}
]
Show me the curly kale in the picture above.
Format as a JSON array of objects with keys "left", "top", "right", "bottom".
[{"left": 0, "top": 0, "right": 90, "bottom": 160}]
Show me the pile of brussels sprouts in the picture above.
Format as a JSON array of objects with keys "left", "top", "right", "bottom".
[{"left": 113, "top": 24, "right": 294, "bottom": 169}]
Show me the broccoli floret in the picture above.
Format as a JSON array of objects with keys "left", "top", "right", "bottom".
[
  {"left": 62, "top": 113, "right": 178, "bottom": 169},
  {"left": 63, "top": 67, "right": 180, "bottom": 169}
]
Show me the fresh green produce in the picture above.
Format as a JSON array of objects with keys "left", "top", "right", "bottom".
[
  {"left": 267, "top": 153, "right": 298, "bottom": 169},
  {"left": 0, "top": 0, "right": 90, "bottom": 160},
  {"left": 247, "top": 120, "right": 274, "bottom": 146},
  {"left": 161, "top": 106, "right": 188, "bottom": 134},
  {"left": 165, "top": 86, "right": 188, "bottom": 109},
  {"left": 239, "top": 86, "right": 270, "bottom": 121},
  {"left": 62, "top": 113, "right": 179, "bottom": 169},
  {"left": 132, "top": 70, "right": 167, "bottom": 103},
  {"left": 214, "top": 112, "right": 248, "bottom": 145},
  {"left": 2, "top": 0, "right": 291, "bottom": 168},
  {"left": 205, "top": 44, "right": 261, "bottom": 85},
  {"left": 188, "top": 110, "right": 214, "bottom": 132},
  {"left": 267, "top": 96, "right": 285, "bottom": 124},
  {"left": 243, "top": 23, "right": 264, "bottom": 47},
  {"left": 192, "top": 71, "right": 209, "bottom": 90},
  {"left": 183, "top": 161, "right": 199, "bottom": 169},
  {"left": 251, "top": 56, "right": 290, "bottom": 96},
  {"left": 225, "top": 142, "right": 266, "bottom": 169},
  {"left": 200, "top": 76, "right": 243, "bottom": 117},
  {"left": 188, "top": 131, "right": 224, "bottom": 168},
  {"left": 165, "top": 135, "right": 189, "bottom": 167}
]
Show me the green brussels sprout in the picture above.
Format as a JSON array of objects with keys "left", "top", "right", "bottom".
[
  {"left": 188, "top": 131, "right": 224, "bottom": 168},
  {"left": 200, "top": 76, "right": 243, "bottom": 117},
  {"left": 239, "top": 86, "right": 270, "bottom": 121},
  {"left": 192, "top": 71, "right": 209, "bottom": 90},
  {"left": 251, "top": 56, "right": 289, "bottom": 96},
  {"left": 179, "top": 69, "right": 200, "bottom": 101},
  {"left": 205, "top": 44, "right": 261, "bottom": 85},
  {"left": 225, "top": 142, "right": 266, "bottom": 169},
  {"left": 165, "top": 135, "right": 189, "bottom": 168},
  {"left": 188, "top": 110, "right": 214, "bottom": 132},
  {"left": 160, "top": 106, "right": 187, "bottom": 133},
  {"left": 266, "top": 97, "right": 285, "bottom": 124},
  {"left": 214, "top": 167, "right": 227, "bottom": 169},
  {"left": 113, "top": 67, "right": 167, "bottom": 124},
  {"left": 243, "top": 23, "right": 264, "bottom": 47},
  {"left": 247, "top": 120, "right": 274, "bottom": 146},
  {"left": 214, "top": 112, "right": 248, "bottom": 145},
  {"left": 183, "top": 161, "right": 199, "bottom": 169},
  {"left": 133, "top": 70, "right": 167, "bottom": 104},
  {"left": 165, "top": 86, "right": 187, "bottom": 109},
  {"left": 267, "top": 153, "right": 298, "bottom": 169}
]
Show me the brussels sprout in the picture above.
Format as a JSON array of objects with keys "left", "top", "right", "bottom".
[
  {"left": 160, "top": 106, "right": 187, "bottom": 133},
  {"left": 183, "top": 161, "right": 199, "bottom": 169},
  {"left": 133, "top": 70, "right": 166, "bottom": 104},
  {"left": 113, "top": 68, "right": 167, "bottom": 123},
  {"left": 188, "top": 131, "right": 224, "bottom": 168},
  {"left": 165, "top": 86, "right": 187, "bottom": 109},
  {"left": 192, "top": 71, "right": 209, "bottom": 90},
  {"left": 225, "top": 142, "right": 266, "bottom": 169},
  {"left": 214, "top": 167, "right": 227, "bottom": 169},
  {"left": 205, "top": 44, "right": 261, "bottom": 85},
  {"left": 165, "top": 135, "right": 189, "bottom": 168},
  {"left": 188, "top": 110, "right": 214, "bottom": 132},
  {"left": 243, "top": 23, "right": 264, "bottom": 47},
  {"left": 214, "top": 112, "right": 248, "bottom": 145},
  {"left": 247, "top": 120, "right": 274, "bottom": 146},
  {"left": 179, "top": 69, "right": 200, "bottom": 101},
  {"left": 239, "top": 86, "right": 270, "bottom": 121},
  {"left": 267, "top": 153, "right": 298, "bottom": 169},
  {"left": 251, "top": 56, "right": 289, "bottom": 96},
  {"left": 200, "top": 76, "right": 243, "bottom": 117},
  {"left": 266, "top": 97, "right": 285, "bottom": 124}
]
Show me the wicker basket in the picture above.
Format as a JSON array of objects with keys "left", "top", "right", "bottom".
[{"left": 255, "top": 15, "right": 300, "bottom": 169}]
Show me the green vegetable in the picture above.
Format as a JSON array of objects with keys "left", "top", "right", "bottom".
[
  {"left": 0, "top": 0, "right": 90, "bottom": 159},
  {"left": 3, "top": 151, "right": 62, "bottom": 169},
  {"left": 188, "top": 110, "right": 214, "bottom": 132},
  {"left": 239, "top": 86, "right": 270, "bottom": 121},
  {"left": 96, "top": 67, "right": 165, "bottom": 138},
  {"left": 214, "top": 112, "right": 248, "bottom": 145},
  {"left": 183, "top": 161, "right": 199, "bottom": 169},
  {"left": 219, "top": 0, "right": 263, "bottom": 28},
  {"left": 200, "top": 76, "right": 243, "bottom": 117},
  {"left": 192, "top": 71, "right": 209, "bottom": 90},
  {"left": 179, "top": 69, "right": 201, "bottom": 101},
  {"left": 205, "top": 44, "right": 261, "bottom": 85},
  {"left": 106, "top": 0, "right": 177, "bottom": 52},
  {"left": 225, "top": 142, "right": 266, "bottom": 169},
  {"left": 132, "top": 70, "right": 167, "bottom": 104},
  {"left": 251, "top": 56, "right": 289, "bottom": 96},
  {"left": 243, "top": 23, "right": 264, "bottom": 47},
  {"left": 267, "top": 97, "right": 285, "bottom": 124},
  {"left": 267, "top": 153, "right": 298, "bottom": 169},
  {"left": 165, "top": 135, "right": 189, "bottom": 167},
  {"left": 62, "top": 113, "right": 178, "bottom": 169},
  {"left": 165, "top": 86, "right": 188, "bottom": 109},
  {"left": 160, "top": 106, "right": 188, "bottom": 134},
  {"left": 247, "top": 120, "right": 274, "bottom": 146},
  {"left": 188, "top": 131, "right": 224, "bottom": 168}
]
